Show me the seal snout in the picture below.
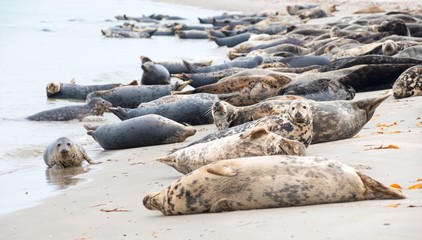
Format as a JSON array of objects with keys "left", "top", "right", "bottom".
[{"left": 60, "top": 148, "right": 69, "bottom": 155}]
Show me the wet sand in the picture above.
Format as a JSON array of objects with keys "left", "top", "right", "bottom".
[{"left": 1, "top": 0, "right": 421, "bottom": 239}]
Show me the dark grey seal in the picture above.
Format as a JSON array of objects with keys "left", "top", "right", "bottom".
[{"left": 141, "top": 61, "right": 170, "bottom": 85}]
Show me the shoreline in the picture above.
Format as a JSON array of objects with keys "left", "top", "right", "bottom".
[{"left": 1, "top": 0, "right": 422, "bottom": 239}]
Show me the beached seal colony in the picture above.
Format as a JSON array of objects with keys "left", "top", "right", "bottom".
[
  {"left": 31, "top": 3, "right": 422, "bottom": 214},
  {"left": 43, "top": 137, "right": 99, "bottom": 169}
]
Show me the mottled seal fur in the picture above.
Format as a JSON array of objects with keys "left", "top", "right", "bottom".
[
  {"left": 143, "top": 155, "right": 404, "bottom": 215},
  {"left": 141, "top": 61, "right": 170, "bottom": 85},
  {"left": 43, "top": 137, "right": 99, "bottom": 169},
  {"left": 26, "top": 98, "right": 112, "bottom": 121},
  {"left": 209, "top": 94, "right": 389, "bottom": 144},
  {"left": 392, "top": 65, "right": 422, "bottom": 99},
  {"left": 200, "top": 99, "right": 313, "bottom": 148},
  {"left": 157, "top": 126, "right": 306, "bottom": 174},
  {"left": 84, "top": 114, "right": 196, "bottom": 150}
]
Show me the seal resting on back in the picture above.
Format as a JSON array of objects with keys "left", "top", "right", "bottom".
[
  {"left": 157, "top": 126, "right": 306, "bottom": 174},
  {"left": 84, "top": 114, "right": 196, "bottom": 150},
  {"left": 26, "top": 98, "right": 112, "bottom": 121},
  {"left": 44, "top": 137, "right": 99, "bottom": 169},
  {"left": 143, "top": 155, "right": 404, "bottom": 215}
]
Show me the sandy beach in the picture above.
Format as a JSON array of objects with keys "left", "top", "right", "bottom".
[{"left": 1, "top": 0, "right": 421, "bottom": 239}]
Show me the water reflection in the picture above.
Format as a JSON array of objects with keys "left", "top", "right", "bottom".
[{"left": 45, "top": 166, "right": 89, "bottom": 190}]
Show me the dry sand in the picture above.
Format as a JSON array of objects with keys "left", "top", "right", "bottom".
[{"left": 1, "top": 1, "right": 422, "bottom": 239}]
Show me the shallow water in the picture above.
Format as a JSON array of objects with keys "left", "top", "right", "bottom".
[{"left": 0, "top": 0, "right": 228, "bottom": 215}]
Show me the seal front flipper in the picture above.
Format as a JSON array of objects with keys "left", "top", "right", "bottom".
[
  {"left": 206, "top": 164, "right": 238, "bottom": 177},
  {"left": 209, "top": 198, "right": 233, "bottom": 213},
  {"left": 239, "top": 126, "right": 269, "bottom": 139}
]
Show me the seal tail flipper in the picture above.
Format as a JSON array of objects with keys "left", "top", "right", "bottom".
[
  {"left": 357, "top": 171, "right": 405, "bottom": 200},
  {"left": 127, "top": 80, "right": 138, "bottom": 86},
  {"left": 108, "top": 106, "right": 129, "bottom": 120},
  {"left": 175, "top": 80, "right": 193, "bottom": 91},
  {"left": 83, "top": 124, "right": 99, "bottom": 132},
  {"left": 355, "top": 93, "right": 391, "bottom": 121},
  {"left": 156, "top": 156, "right": 181, "bottom": 172},
  {"left": 182, "top": 59, "right": 198, "bottom": 73},
  {"left": 209, "top": 198, "right": 233, "bottom": 213}
]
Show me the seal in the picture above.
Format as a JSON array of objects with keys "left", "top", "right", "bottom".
[
  {"left": 183, "top": 56, "right": 264, "bottom": 73},
  {"left": 206, "top": 98, "right": 314, "bottom": 146},
  {"left": 86, "top": 79, "right": 190, "bottom": 108},
  {"left": 26, "top": 98, "right": 112, "bottom": 121},
  {"left": 143, "top": 155, "right": 404, "bottom": 215},
  {"left": 43, "top": 137, "right": 99, "bottom": 169},
  {"left": 208, "top": 94, "right": 390, "bottom": 144},
  {"left": 108, "top": 93, "right": 219, "bottom": 125},
  {"left": 140, "top": 56, "right": 213, "bottom": 74},
  {"left": 174, "top": 73, "right": 292, "bottom": 106},
  {"left": 175, "top": 30, "right": 209, "bottom": 39},
  {"left": 392, "top": 65, "right": 422, "bottom": 99},
  {"left": 141, "top": 61, "right": 170, "bottom": 85},
  {"left": 157, "top": 126, "right": 306, "bottom": 175},
  {"left": 279, "top": 79, "right": 356, "bottom": 101},
  {"left": 46, "top": 79, "right": 138, "bottom": 100},
  {"left": 211, "top": 32, "right": 252, "bottom": 47},
  {"left": 172, "top": 67, "right": 245, "bottom": 88},
  {"left": 84, "top": 114, "right": 196, "bottom": 150}
]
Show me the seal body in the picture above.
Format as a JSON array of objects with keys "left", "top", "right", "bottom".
[
  {"left": 157, "top": 126, "right": 306, "bottom": 174},
  {"left": 143, "top": 156, "right": 404, "bottom": 215},
  {"left": 210, "top": 94, "right": 389, "bottom": 144},
  {"left": 84, "top": 114, "right": 196, "bottom": 150},
  {"left": 109, "top": 93, "right": 219, "bottom": 125},
  {"left": 194, "top": 99, "right": 313, "bottom": 148},
  {"left": 141, "top": 62, "right": 171, "bottom": 85},
  {"left": 43, "top": 137, "right": 98, "bottom": 169},
  {"left": 46, "top": 80, "right": 136, "bottom": 100},
  {"left": 86, "top": 81, "right": 188, "bottom": 108},
  {"left": 392, "top": 65, "right": 422, "bottom": 98},
  {"left": 27, "top": 98, "right": 112, "bottom": 121},
  {"left": 183, "top": 56, "right": 264, "bottom": 73}
]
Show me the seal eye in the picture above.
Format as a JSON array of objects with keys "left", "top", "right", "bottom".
[
  {"left": 292, "top": 107, "right": 295, "bottom": 111},
  {"left": 303, "top": 106, "right": 307, "bottom": 109},
  {"left": 57, "top": 143, "right": 61, "bottom": 147},
  {"left": 67, "top": 143, "right": 71, "bottom": 146}
]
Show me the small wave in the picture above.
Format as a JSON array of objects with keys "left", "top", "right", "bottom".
[{"left": 0, "top": 145, "right": 45, "bottom": 160}]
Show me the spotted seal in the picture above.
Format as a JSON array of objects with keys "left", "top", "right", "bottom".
[
  {"left": 157, "top": 126, "right": 306, "bottom": 174},
  {"left": 186, "top": 99, "right": 313, "bottom": 150},
  {"left": 141, "top": 61, "right": 170, "bottom": 85},
  {"left": 26, "top": 98, "right": 112, "bottom": 121},
  {"left": 208, "top": 94, "right": 389, "bottom": 144},
  {"left": 143, "top": 155, "right": 404, "bottom": 215},
  {"left": 183, "top": 56, "right": 264, "bottom": 73},
  {"left": 392, "top": 65, "right": 422, "bottom": 99},
  {"left": 174, "top": 73, "right": 292, "bottom": 106},
  {"left": 43, "top": 137, "right": 99, "bottom": 169},
  {"left": 84, "top": 114, "right": 196, "bottom": 150}
]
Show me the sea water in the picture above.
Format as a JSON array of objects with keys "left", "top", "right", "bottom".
[{"left": 0, "top": 0, "right": 229, "bottom": 215}]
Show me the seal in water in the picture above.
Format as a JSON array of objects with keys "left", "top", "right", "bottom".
[
  {"left": 141, "top": 61, "right": 170, "bottom": 85},
  {"left": 43, "top": 137, "right": 99, "bottom": 169},
  {"left": 207, "top": 94, "right": 390, "bottom": 144},
  {"left": 143, "top": 155, "right": 404, "bottom": 215},
  {"left": 157, "top": 126, "right": 306, "bottom": 175},
  {"left": 392, "top": 65, "right": 422, "bottom": 99},
  {"left": 84, "top": 114, "right": 196, "bottom": 150},
  {"left": 27, "top": 98, "right": 112, "bottom": 121}
]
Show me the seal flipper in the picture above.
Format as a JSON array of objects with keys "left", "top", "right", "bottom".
[
  {"left": 356, "top": 171, "right": 405, "bottom": 200},
  {"left": 209, "top": 198, "right": 233, "bottom": 213},
  {"left": 239, "top": 126, "right": 269, "bottom": 139},
  {"left": 108, "top": 106, "right": 129, "bottom": 120},
  {"left": 206, "top": 164, "right": 238, "bottom": 177},
  {"left": 354, "top": 93, "right": 390, "bottom": 121},
  {"left": 182, "top": 59, "right": 199, "bottom": 73}
]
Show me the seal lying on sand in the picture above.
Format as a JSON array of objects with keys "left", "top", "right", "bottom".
[
  {"left": 392, "top": 65, "right": 422, "bottom": 99},
  {"left": 206, "top": 94, "right": 389, "bottom": 145},
  {"left": 84, "top": 114, "right": 196, "bottom": 150},
  {"left": 143, "top": 155, "right": 404, "bottom": 215},
  {"left": 157, "top": 126, "right": 306, "bottom": 174},
  {"left": 27, "top": 98, "right": 112, "bottom": 121},
  {"left": 206, "top": 99, "right": 313, "bottom": 147},
  {"left": 46, "top": 80, "right": 138, "bottom": 100},
  {"left": 44, "top": 137, "right": 99, "bottom": 169},
  {"left": 109, "top": 93, "right": 219, "bottom": 125}
]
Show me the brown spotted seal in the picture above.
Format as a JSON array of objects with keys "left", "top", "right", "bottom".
[
  {"left": 43, "top": 137, "right": 99, "bottom": 169},
  {"left": 209, "top": 94, "right": 389, "bottom": 144},
  {"left": 392, "top": 65, "right": 422, "bottom": 99},
  {"left": 143, "top": 155, "right": 404, "bottom": 215},
  {"left": 157, "top": 126, "right": 306, "bottom": 174}
]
